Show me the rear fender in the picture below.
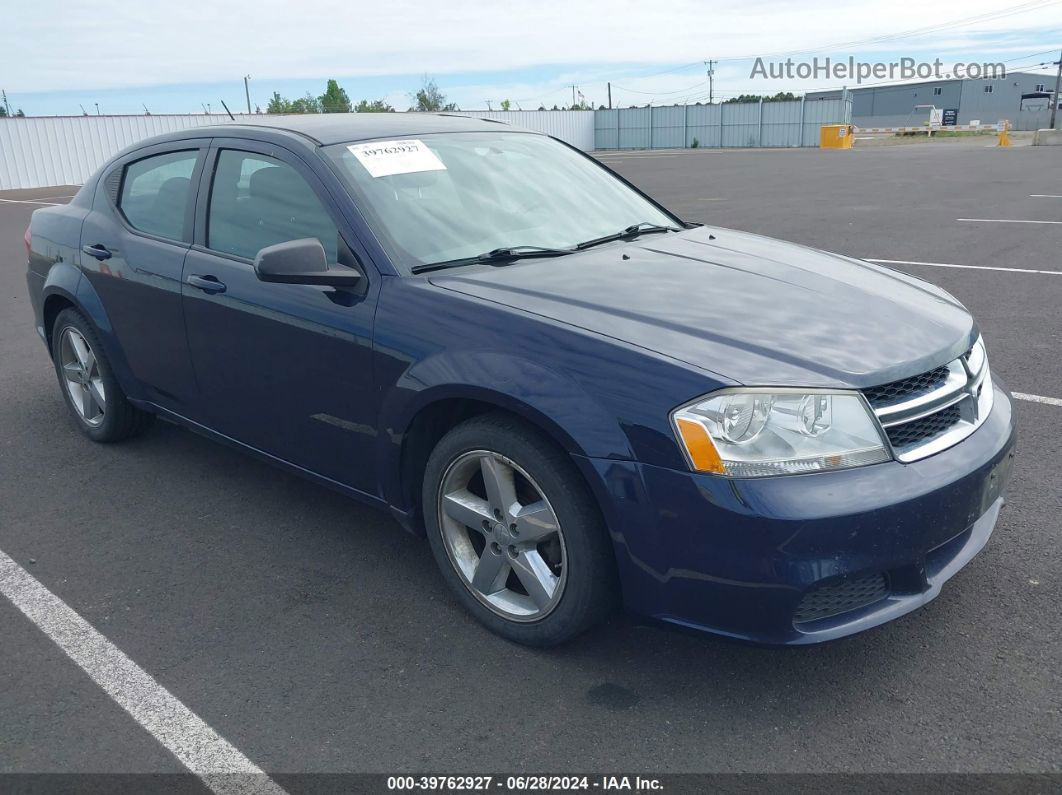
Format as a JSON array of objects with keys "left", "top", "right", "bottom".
[
  {"left": 38, "top": 262, "right": 82, "bottom": 348},
  {"left": 41, "top": 267, "right": 145, "bottom": 403}
]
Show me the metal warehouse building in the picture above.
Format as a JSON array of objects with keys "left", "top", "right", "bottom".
[{"left": 807, "top": 71, "right": 1059, "bottom": 130}]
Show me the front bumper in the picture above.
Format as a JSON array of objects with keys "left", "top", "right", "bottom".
[{"left": 578, "top": 380, "right": 1016, "bottom": 645}]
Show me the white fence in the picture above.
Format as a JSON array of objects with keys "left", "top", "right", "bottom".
[
  {"left": 0, "top": 114, "right": 247, "bottom": 190},
  {"left": 453, "top": 110, "right": 595, "bottom": 151},
  {"left": 0, "top": 111, "right": 597, "bottom": 190},
  {"left": 594, "top": 99, "right": 853, "bottom": 149}
]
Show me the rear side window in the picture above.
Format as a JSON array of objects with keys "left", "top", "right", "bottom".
[
  {"left": 118, "top": 151, "right": 198, "bottom": 241},
  {"left": 207, "top": 150, "right": 338, "bottom": 262}
]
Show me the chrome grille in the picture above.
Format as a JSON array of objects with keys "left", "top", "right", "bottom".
[
  {"left": 864, "top": 365, "right": 950, "bottom": 408},
  {"left": 884, "top": 403, "right": 961, "bottom": 448},
  {"left": 863, "top": 338, "right": 993, "bottom": 463}
]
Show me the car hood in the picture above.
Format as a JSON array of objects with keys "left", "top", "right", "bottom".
[{"left": 429, "top": 226, "right": 976, "bottom": 388}]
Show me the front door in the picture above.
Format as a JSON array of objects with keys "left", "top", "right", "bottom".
[{"left": 180, "top": 142, "right": 380, "bottom": 494}]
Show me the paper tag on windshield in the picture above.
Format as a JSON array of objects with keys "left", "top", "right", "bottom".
[{"left": 347, "top": 139, "right": 446, "bottom": 178}]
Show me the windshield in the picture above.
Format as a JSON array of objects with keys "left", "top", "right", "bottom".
[{"left": 324, "top": 132, "right": 679, "bottom": 271}]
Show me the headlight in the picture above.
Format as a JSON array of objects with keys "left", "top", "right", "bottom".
[{"left": 672, "top": 389, "right": 891, "bottom": 477}]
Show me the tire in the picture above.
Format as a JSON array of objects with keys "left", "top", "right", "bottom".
[
  {"left": 50, "top": 308, "right": 154, "bottom": 443},
  {"left": 422, "top": 412, "right": 617, "bottom": 646}
]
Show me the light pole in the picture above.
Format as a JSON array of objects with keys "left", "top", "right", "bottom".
[
  {"left": 1050, "top": 50, "right": 1062, "bottom": 130},
  {"left": 244, "top": 75, "right": 252, "bottom": 115}
]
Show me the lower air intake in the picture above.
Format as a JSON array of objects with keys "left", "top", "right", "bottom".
[{"left": 794, "top": 572, "right": 889, "bottom": 624}]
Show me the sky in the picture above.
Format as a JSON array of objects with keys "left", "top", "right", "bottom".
[{"left": 2, "top": 0, "right": 1061, "bottom": 116}]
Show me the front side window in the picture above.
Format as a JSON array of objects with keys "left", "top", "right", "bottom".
[
  {"left": 207, "top": 150, "right": 339, "bottom": 262},
  {"left": 118, "top": 150, "right": 198, "bottom": 241},
  {"left": 325, "top": 132, "right": 677, "bottom": 271}
]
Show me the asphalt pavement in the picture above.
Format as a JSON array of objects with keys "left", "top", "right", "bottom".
[{"left": 1, "top": 137, "right": 1059, "bottom": 779}]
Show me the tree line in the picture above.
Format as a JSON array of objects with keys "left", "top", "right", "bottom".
[
  {"left": 264, "top": 78, "right": 610, "bottom": 114},
  {"left": 266, "top": 77, "right": 460, "bottom": 114},
  {"left": 723, "top": 92, "right": 801, "bottom": 103}
]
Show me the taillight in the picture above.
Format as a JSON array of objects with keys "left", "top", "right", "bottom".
[{"left": 24, "top": 224, "right": 32, "bottom": 260}]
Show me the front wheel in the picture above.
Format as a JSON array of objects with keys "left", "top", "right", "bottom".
[{"left": 422, "top": 413, "right": 617, "bottom": 646}]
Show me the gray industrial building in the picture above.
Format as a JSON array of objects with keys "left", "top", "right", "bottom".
[{"left": 807, "top": 71, "right": 1059, "bottom": 130}]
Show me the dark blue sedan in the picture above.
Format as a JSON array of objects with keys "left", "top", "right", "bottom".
[{"left": 25, "top": 115, "right": 1015, "bottom": 646}]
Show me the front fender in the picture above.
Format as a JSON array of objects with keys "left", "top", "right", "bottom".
[{"left": 377, "top": 350, "right": 633, "bottom": 508}]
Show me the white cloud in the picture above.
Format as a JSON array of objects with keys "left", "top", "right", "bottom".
[{"left": 6, "top": 0, "right": 1060, "bottom": 100}]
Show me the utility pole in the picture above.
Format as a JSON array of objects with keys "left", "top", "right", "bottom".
[
  {"left": 571, "top": 85, "right": 577, "bottom": 109},
  {"left": 486, "top": 99, "right": 493, "bottom": 111},
  {"left": 1050, "top": 50, "right": 1062, "bottom": 130},
  {"left": 607, "top": 82, "right": 612, "bottom": 109},
  {"left": 244, "top": 75, "right": 252, "bottom": 115},
  {"left": 705, "top": 60, "right": 716, "bottom": 104},
  {"left": 95, "top": 103, "right": 100, "bottom": 116}
]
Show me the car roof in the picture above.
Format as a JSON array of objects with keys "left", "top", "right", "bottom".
[{"left": 193, "top": 113, "right": 531, "bottom": 146}]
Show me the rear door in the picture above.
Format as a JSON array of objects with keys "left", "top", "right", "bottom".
[
  {"left": 180, "top": 140, "right": 380, "bottom": 493},
  {"left": 79, "top": 140, "right": 209, "bottom": 411}
]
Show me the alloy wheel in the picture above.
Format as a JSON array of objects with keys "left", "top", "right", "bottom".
[
  {"left": 437, "top": 450, "right": 567, "bottom": 621},
  {"left": 59, "top": 327, "right": 106, "bottom": 427}
]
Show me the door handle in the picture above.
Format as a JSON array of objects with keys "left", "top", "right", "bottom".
[
  {"left": 187, "top": 274, "right": 227, "bottom": 294},
  {"left": 81, "top": 244, "right": 112, "bottom": 261}
]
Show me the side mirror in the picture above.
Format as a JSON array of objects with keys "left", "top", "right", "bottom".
[{"left": 254, "top": 238, "right": 362, "bottom": 288}]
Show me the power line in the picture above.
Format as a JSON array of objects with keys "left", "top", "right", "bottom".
[
  {"left": 1000, "top": 48, "right": 1062, "bottom": 63},
  {"left": 1006, "top": 60, "right": 1060, "bottom": 70},
  {"left": 609, "top": 79, "right": 709, "bottom": 95}
]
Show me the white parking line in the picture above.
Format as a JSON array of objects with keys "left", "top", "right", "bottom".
[
  {"left": 957, "top": 218, "right": 1062, "bottom": 225},
  {"left": 1012, "top": 392, "right": 1062, "bottom": 407},
  {"left": 866, "top": 258, "right": 1062, "bottom": 276},
  {"left": 0, "top": 198, "right": 61, "bottom": 206},
  {"left": 0, "top": 548, "right": 288, "bottom": 795},
  {"left": 1030, "top": 194, "right": 1062, "bottom": 198}
]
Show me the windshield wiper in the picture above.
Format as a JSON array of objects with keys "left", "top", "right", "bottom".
[
  {"left": 411, "top": 245, "right": 574, "bottom": 274},
  {"left": 575, "top": 222, "right": 680, "bottom": 251}
]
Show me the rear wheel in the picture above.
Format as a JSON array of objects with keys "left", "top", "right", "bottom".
[
  {"left": 51, "top": 309, "right": 154, "bottom": 442},
  {"left": 423, "top": 413, "right": 616, "bottom": 646}
]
